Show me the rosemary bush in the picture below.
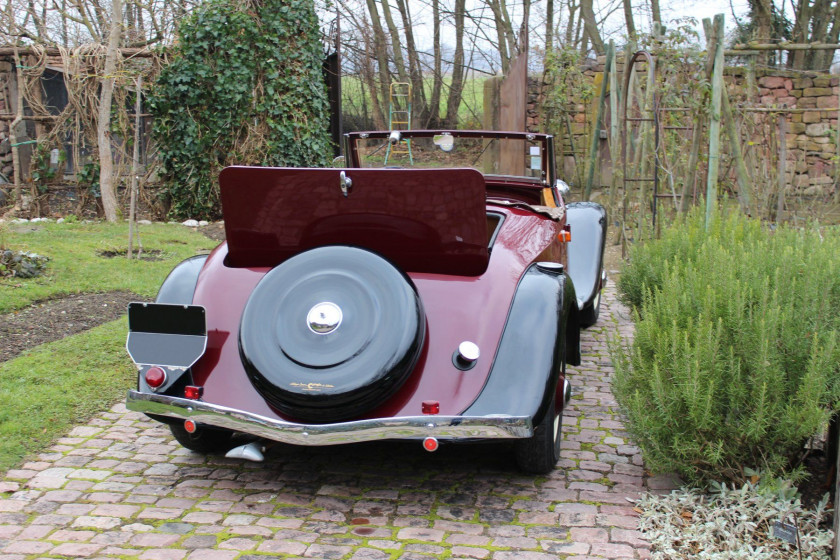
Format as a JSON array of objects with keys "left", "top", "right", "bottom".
[{"left": 613, "top": 210, "right": 840, "bottom": 484}]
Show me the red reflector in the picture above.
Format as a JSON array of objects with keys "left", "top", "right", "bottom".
[
  {"left": 145, "top": 367, "right": 166, "bottom": 388},
  {"left": 184, "top": 386, "right": 203, "bottom": 400},
  {"left": 184, "top": 420, "right": 197, "bottom": 433},
  {"left": 423, "top": 437, "right": 439, "bottom": 452},
  {"left": 421, "top": 400, "right": 440, "bottom": 415},
  {"left": 558, "top": 224, "right": 572, "bottom": 242}
]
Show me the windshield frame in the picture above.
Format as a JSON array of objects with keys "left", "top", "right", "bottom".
[{"left": 344, "top": 130, "right": 556, "bottom": 187}]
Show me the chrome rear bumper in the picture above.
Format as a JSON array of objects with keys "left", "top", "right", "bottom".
[{"left": 126, "top": 390, "right": 534, "bottom": 445}]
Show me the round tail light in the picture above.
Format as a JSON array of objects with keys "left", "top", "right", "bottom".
[{"left": 145, "top": 367, "right": 166, "bottom": 389}]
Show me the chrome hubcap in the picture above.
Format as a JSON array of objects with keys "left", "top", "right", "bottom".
[{"left": 307, "top": 302, "right": 343, "bottom": 335}]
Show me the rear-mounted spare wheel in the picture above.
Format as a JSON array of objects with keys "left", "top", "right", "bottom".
[{"left": 239, "top": 245, "right": 425, "bottom": 423}]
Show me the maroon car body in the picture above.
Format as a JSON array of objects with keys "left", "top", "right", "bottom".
[{"left": 126, "top": 130, "right": 607, "bottom": 473}]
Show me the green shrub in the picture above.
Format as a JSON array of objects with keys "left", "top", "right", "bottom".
[{"left": 613, "top": 210, "right": 840, "bottom": 484}]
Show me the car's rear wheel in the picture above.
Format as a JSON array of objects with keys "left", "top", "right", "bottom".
[
  {"left": 579, "top": 287, "right": 602, "bottom": 328},
  {"left": 239, "top": 246, "right": 425, "bottom": 423},
  {"left": 515, "top": 396, "right": 563, "bottom": 474},
  {"left": 169, "top": 423, "right": 234, "bottom": 454}
]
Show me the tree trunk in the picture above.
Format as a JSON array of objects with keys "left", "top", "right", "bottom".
[
  {"left": 364, "top": 0, "right": 391, "bottom": 122},
  {"left": 520, "top": 0, "right": 531, "bottom": 49},
  {"left": 361, "top": 25, "right": 386, "bottom": 129},
  {"left": 623, "top": 0, "right": 636, "bottom": 39},
  {"left": 97, "top": 0, "right": 123, "bottom": 222},
  {"left": 650, "top": 0, "right": 661, "bottom": 26},
  {"left": 808, "top": 0, "right": 834, "bottom": 69},
  {"left": 378, "top": 0, "right": 409, "bottom": 87},
  {"left": 792, "top": 0, "right": 818, "bottom": 68},
  {"left": 394, "top": 0, "right": 426, "bottom": 121},
  {"left": 487, "top": 0, "right": 512, "bottom": 73},
  {"left": 751, "top": 0, "right": 774, "bottom": 67},
  {"left": 545, "top": 0, "right": 554, "bottom": 54},
  {"left": 820, "top": 2, "right": 840, "bottom": 72},
  {"left": 485, "top": 0, "right": 519, "bottom": 73},
  {"left": 564, "top": 0, "right": 577, "bottom": 45},
  {"left": 445, "top": 0, "right": 467, "bottom": 127},
  {"left": 426, "top": 0, "right": 443, "bottom": 127},
  {"left": 580, "top": 0, "right": 604, "bottom": 55}
]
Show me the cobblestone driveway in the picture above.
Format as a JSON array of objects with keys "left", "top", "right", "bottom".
[{"left": 0, "top": 285, "right": 666, "bottom": 560}]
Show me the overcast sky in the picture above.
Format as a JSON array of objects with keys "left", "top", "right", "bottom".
[{"left": 597, "top": 0, "right": 751, "bottom": 43}]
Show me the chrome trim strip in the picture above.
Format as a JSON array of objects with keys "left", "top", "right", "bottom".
[{"left": 127, "top": 390, "right": 533, "bottom": 445}]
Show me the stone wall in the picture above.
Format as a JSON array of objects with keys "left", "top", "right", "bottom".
[
  {"left": 750, "top": 73, "right": 838, "bottom": 196},
  {"left": 527, "top": 58, "right": 839, "bottom": 198}
]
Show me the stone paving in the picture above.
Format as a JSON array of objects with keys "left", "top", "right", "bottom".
[{"left": 0, "top": 283, "right": 670, "bottom": 560}]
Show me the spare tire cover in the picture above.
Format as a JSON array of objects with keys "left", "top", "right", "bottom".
[{"left": 239, "top": 245, "right": 425, "bottom": 423}]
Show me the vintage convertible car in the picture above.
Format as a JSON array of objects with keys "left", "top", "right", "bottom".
[{"left": 125, "top": 130, "right": 607, "bottom": 474}]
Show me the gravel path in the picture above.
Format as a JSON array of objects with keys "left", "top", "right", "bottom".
[{"left": 0, "top": 283, "right": 675, "bottom": 560}]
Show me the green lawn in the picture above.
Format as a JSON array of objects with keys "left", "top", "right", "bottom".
[
  {"left": 0, "top": 221, "right": 217, "bottom": 313},
  {"left": 0, "top": 221, "right": 216, "bottom": 470},
  {"left": 0, "top": 318, "right": 133, "bottom": 471}
]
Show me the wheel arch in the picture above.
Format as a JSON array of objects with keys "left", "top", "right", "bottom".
[
  {"left": 156, "top": 255, "right": 208, "bottom": 305},
  {"left": 462, "top": 264, "right": 575, "bottom": 427},
  {"left": 565, "top": 202, "right": 607, "bottom": 313}
]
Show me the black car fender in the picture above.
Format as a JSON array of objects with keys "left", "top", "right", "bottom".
[
  {"left": 156, "top": 255, "right": 208, "bottom": 304},
  {"left": 565, "top": 202, "right": 607, "bottom": 310},
  {"left": 462, "top": 264, "right": 579, "bottom": 427}
]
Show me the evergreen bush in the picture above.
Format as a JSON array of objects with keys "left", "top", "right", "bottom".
[
  {"left": 149, "top": 0, "right": 331, "bottom": 219},
  {"left": 613, "top": 210, "right": 840, "bottom": 484}
]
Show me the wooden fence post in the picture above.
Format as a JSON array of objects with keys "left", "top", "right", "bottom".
[
  {"left": 681, "top": 21, "right": 717, "bottom": 212},
  {"left": 721, "top": 87, "right": 753, "bottom": 214},
  {"left": 608, "top": 44, "right": 620, "bottom": 211},
  {"left": 705, "top": 14, "right": 725, "bottom": 228},
  {"left": 776, "top": 114, "right": 786, "bottom": 222},
  {"left": 584, "top": 40, "right": 614, "bottom": 201},
  {"left": 128, "top": 75, "right": 142, "bottom": 260},
  {"left": 9, "top": 46, "right": 24, "bottom": 209}
]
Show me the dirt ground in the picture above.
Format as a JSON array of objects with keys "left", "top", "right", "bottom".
[{"left": 0, "top": 291, "right": 140, "bottom": 363}]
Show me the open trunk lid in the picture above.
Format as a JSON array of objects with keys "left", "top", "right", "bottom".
[{"left": 220, "top": 166, "right": 490, "bottom": 276}]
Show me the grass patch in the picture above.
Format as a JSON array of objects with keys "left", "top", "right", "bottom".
[
  {"left": 0, "top": 221, "right": 216, "bottom": 313},
  {"left": 0, "top": 318, "right": 134, "bottom": 471}
]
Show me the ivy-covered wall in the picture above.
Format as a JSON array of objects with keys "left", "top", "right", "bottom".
[{"left": 150, "top": 0, "right": 331, "bottom": 220}]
